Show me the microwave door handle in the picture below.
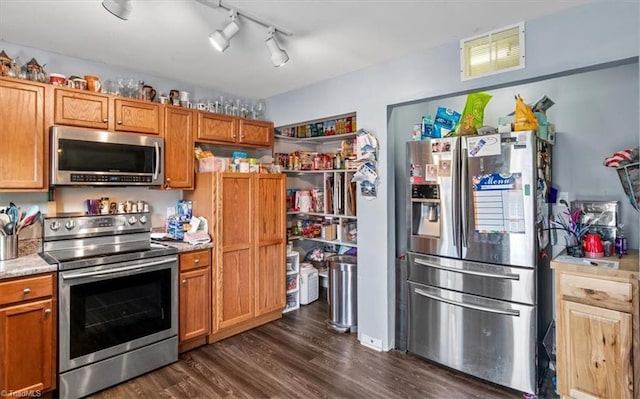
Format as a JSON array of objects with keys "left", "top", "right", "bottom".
[{"left": 153, "top": 142, "right": 160, "bottom": 181}]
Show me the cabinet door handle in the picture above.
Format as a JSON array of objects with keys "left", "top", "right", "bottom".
[
  {"left": 182, "top": 279, "right": 187, "bottom": 284},
  {"left": 44, "top": 309, "right": 52, "bottom": 315},
  {"left": 23, "top": 288, "right": 31, "bottom": 295},
  {"left": 102, "top": 118, "right": 108, "bottom": 123},
  {"left": 117, "top": 120, "right": 123, "bottom": 125},
  {"left": 194, "top": 258, "right": 199, "bottom": 263}
]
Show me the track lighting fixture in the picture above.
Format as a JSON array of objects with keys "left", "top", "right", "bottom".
[
  {"left": 265, "top": 27, "right": 289, "bottom": 67},
  {"left": 102, "top": 0, "right": 132, "bottom": 20},
  {"left": 209, "top": 10, "right": 240, "bottom": 53},
  {"left": 198, "top": 0, "right": 293, "bottom": 67}
]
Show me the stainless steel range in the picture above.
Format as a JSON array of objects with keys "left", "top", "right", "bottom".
[{"left": 40, "top": 212, "right": 178, "bottom": 399}]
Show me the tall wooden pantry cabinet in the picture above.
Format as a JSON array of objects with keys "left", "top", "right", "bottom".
[{"left": 184, "top": 172, "right": 286, "bottom": 343}]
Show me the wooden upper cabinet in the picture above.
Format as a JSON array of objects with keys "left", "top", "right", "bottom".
[
  {"left": 0, "top": 78, "right": 46, "bottom": 190},
  {"left": 196, "top": 113, "right": 273, "bottom": 148},
  {"left": 197, "top": 112, "right": 237, "bottom": 144},
  {"left": 53, "top": 88, "right": 161, "bottom": 134},
  {"left": 54, "top": 88, "right": 109, "bottom": 130},
  {"left": 238, "top": 118, "right": 273, "bottom": 147},
  {"left": 163, "top": 106, "right": 195, "bottom": 189},
  {"left": 114, "top": 98, "right": 162, "bottom": 135}
]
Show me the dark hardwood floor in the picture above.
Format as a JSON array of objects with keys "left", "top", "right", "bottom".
[{"left": 88, "top": 301, "right": 526, "bottom": 399}]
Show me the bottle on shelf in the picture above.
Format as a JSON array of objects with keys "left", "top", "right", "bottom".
[{"left": 615, "top": 224, "right": 628, "bottom": 256}]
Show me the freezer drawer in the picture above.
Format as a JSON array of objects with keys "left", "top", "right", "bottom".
[
  {"left": 407, "top": 281, "right": 536, "bottom": 394},
  {"left": 407, "top": 252, "right": 535, "bottom": 305}
]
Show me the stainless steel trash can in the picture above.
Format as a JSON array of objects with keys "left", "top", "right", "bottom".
[{"left": 326, "top": 255, "right": 357, "bottom": 333}]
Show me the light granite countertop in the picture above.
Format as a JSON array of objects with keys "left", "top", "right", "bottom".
[
  {"left": 157, "top": 240, "right": 213, "bottom": 253},
  {"left": 0, "top": 253, "right": 57, "bottom": 280}
]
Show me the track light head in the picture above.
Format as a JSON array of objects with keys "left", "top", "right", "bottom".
[
  {"left": 265, "top": 27, "right": 289, "bottom": 67},
  {"left": 210, "top": 10, "right": 239, "bottom": 52},
  {"left": 102, "top": 0, "right": 132, "bottom": 20}
]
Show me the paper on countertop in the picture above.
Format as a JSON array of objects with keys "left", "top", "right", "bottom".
[
  {"left": 554, "top": 255, "right": 619, "bottom": 269},
  {"left": 183, "top": 231, "right": 211, "bottom": 245}
]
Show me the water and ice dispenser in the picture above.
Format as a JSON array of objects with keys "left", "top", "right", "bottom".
[{"left": 411, "top": 184, "right": 440, "bottom": 238}]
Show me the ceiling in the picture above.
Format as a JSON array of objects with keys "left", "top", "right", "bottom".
[{"left": 0, "top": 0, "right": 588, "bottom": 99}]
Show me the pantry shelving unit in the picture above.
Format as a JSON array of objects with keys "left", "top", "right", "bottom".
[
  {"left": 274, "top": 115, "right": 358, "bottom": 249},
  {"left": 284, "top": 251, "right": 300, "bottom": 313}
]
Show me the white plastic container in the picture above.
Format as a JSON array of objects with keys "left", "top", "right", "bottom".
[{"left": 299, "top": 263, "right": 319, "bottom": 305}]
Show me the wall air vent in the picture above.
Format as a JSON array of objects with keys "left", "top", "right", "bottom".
[{"left": 460, "top": 22, "right": 525, "bottom": 81}]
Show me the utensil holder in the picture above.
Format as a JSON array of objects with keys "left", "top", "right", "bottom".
[{"left": 0, "top": 235, "right": 18, "bottom": 261}]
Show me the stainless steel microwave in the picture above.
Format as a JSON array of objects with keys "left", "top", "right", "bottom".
[{"left": 50, "top": 126, "right": 164, "bottom": 186}]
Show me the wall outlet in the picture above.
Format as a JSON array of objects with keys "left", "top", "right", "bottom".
[{"left": 360, "top": 334, "right": 383, "bottom": 351}]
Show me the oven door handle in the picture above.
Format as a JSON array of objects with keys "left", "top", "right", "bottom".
[
  {"left": 414, "top": 287, "right": 520, "bottom": 317},
  {"left": 61, "top": 258, "right": 175, "bottom": 280},
  {"left": 153, "top": 142, "right": 160, "bottom": 181},
  {"left": 414, "top": 258, "right": 520, "bottom": 280}
]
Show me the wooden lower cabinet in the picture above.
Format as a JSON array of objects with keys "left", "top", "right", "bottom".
[
  {"left": 219, "top": 249, "right": 254, "bottom": 329},
  {"left": 184, "top": 172, "right": 286, "bottom": 343},
  {"left": 179, "top": 249, "right": 211, "bottom": 353},
  {"left": 0, "top": 273, "right": 56, "bottom": 396},
  {"left": 552, "top": 255, "right": 638, "bottom": 399}
]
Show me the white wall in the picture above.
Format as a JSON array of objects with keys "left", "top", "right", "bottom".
[{"left": 266, "top": 1, "right": 639, "bottom": 350}]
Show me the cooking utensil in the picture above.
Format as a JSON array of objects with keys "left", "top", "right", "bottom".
[
  {"left": 4, "top": 222, "right": 15, "bottom": 235},
  {"left": 0, "top": 219, "right": 5, "bottom": 236},
  {"left": 7, "top": 204, "right": 18, "bottom": 223},
  {"left": 0, "top": 213, "right": 10, "bottom": 225},
  {"left": 17, "top": 211, "right": 40, "bottom": 234}
]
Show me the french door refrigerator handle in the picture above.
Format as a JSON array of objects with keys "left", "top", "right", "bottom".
[
  {"left": 414, "top": 257, "right": 520, "bottom": 280},
  {"left": 414, "top": 287, "right": 520, "bottom": 317},
  {"left": 452, "top": 138, "right": 460, "bottom": 251},
  {"left": 460, "top": 139, "right": 469, "bottom": 248}
]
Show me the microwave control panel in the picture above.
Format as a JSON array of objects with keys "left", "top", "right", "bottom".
[{"left": 70, "top": 174, "right": 153, "bottom": 183}]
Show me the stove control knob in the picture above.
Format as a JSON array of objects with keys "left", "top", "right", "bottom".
[
  {"left": 128, "top": 216, "right": 137, "bottom": 225},
  {"left": 49, "top": 221, "right": 60, "bottom": 231},
  {"left": 139, "top": 215, "right": 148, "bottom": 224},
  {"left": 64, "top": 220, "right": 76, "bottom": 231}
]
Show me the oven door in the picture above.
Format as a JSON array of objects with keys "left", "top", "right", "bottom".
[{"left": 58, "top": 255, "right": 178, "bottom": 373}]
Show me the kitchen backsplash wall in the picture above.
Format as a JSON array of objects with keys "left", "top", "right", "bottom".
[{"left": 0, "top": 188, "right": 182, "bottom": 229}]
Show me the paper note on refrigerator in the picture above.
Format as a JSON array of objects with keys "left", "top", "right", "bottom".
[
  {"left": 472, "top": 173, "right": 525, "bottom": 234},
  {"left": 467, "top": 134, "right": 500, "bottom": 157}
]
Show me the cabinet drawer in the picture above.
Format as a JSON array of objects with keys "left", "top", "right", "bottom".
[
  {"left": 558, "top": 273, "right": 632, "bottom": 311},
  {"left": 0, "top": 274, "right": 54, "bottom": 306},
  {"left": 180, "top": 250, "right": 211, "bottom": 271}
]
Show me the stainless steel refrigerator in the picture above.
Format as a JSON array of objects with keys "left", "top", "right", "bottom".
[{"left": 406, "top": 131, "right": 551, "bottom": 394}]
